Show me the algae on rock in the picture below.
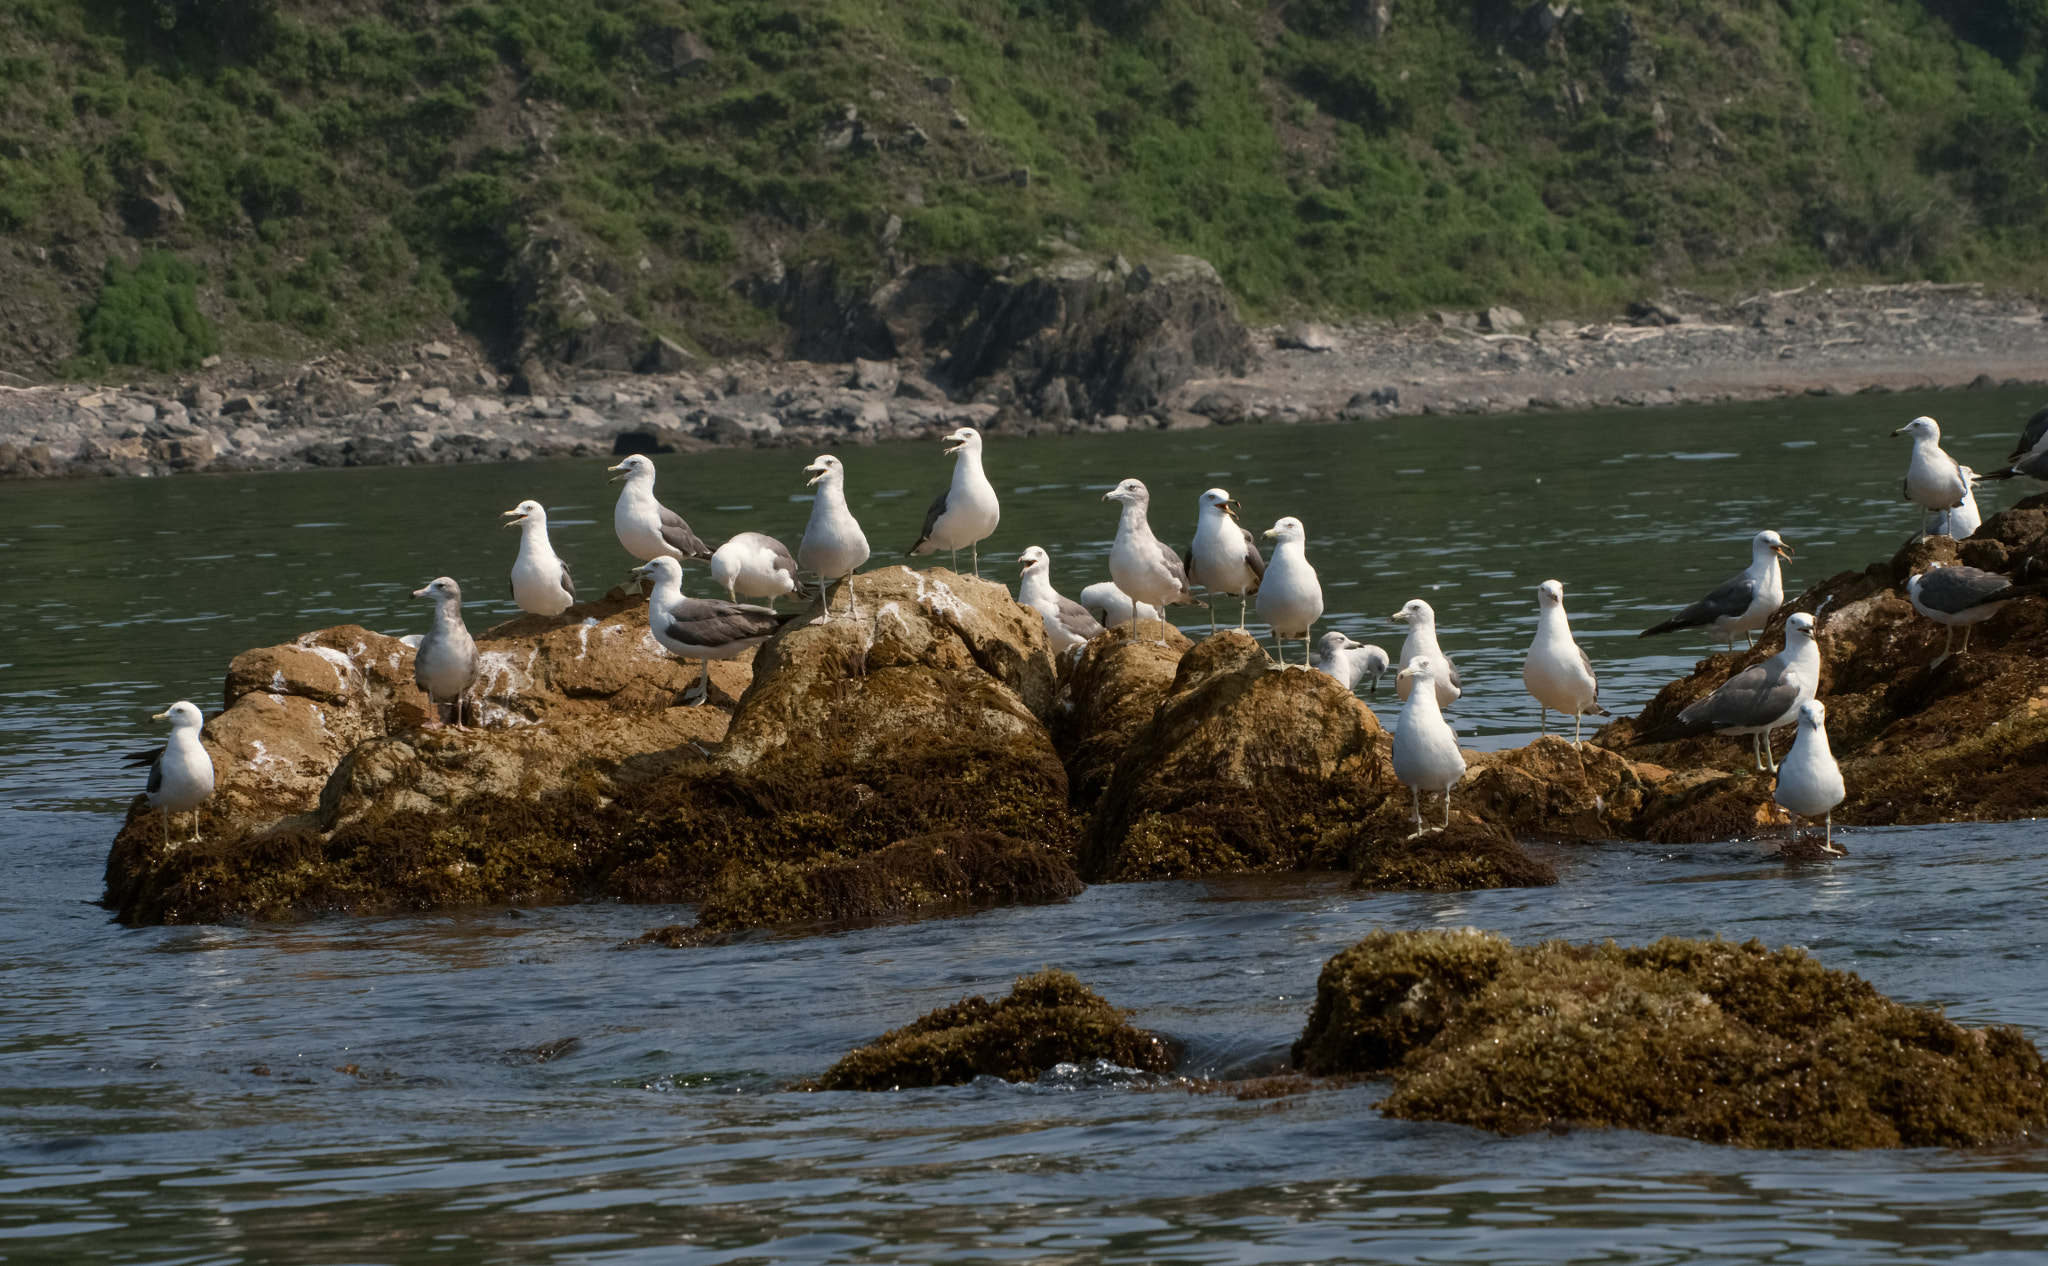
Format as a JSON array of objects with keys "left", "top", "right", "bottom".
[{"left": 1294, "top": 929, "right": 2048, "bottom": 1149}]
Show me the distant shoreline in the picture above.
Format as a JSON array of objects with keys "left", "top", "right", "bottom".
[{"left": 4, "top": 282, "right": 2043, "bottom": 481}]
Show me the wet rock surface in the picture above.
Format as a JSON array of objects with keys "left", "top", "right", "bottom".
[{"left": 1292, "top": 929, "right": 2048, "bottom": 1149}]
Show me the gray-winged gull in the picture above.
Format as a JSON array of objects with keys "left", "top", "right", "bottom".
[
  {"left": 635, "top": 555, "right": 797, "bottom": 705},
  {"left": 1257, "top": 515, "right": 1323, "bottom": 666},
  {"left": 799, "top": 454, "right": 871, "bottom": 616},
  {"left": 1906, "top": 564, "right": 2046, "bottom": 664},
  {"left": 1982, "top": 405, "right": 2048, "bottom": 486},
  {"left": 1018, "top": 546, "right": 1105, "bottom": 653},
  {"left": 1639, "top": 529, "right": 1792, "bottom": 650},
  {"left": 1312, "top": 631, "right": 1390, "bottom": 697},
  {"left": 1893, "top": 416, "right": 1969, "bottom": 530},
  {"left": 711, "top": 531, "right": 810, "bottom": 609},
  {"left": 1774, "top": 699, "right": 1845, "bottom": 855},
  {"left": 1077, "top": 582, "right": 1162, "bottom": 630},
  {"left": 122, "top": 700, "right": 215, "bottom": 844},
  {"left": 1186, "top": 488, "right": 1265, "bottom": 632},
  {"left": 906, "top": 427, "right": 999, "bottom": 575},
  {"left": 1523, "top": 579, "right": 1608, "bottom": 746},
  {"left": 1103, "top": 477, "right": 1202, "bottom": 644},
  {"left": 609, "top": 454, "right": 713, "bottom": 563},
  {"left": 1633, "top": 611, "right": 1821, "bottom": 771},
  {"left": 1391, "top": 598, "right": 1462, "bottom": 705},
  {"left": 413, "top": 576, "right": 480, "bottom": 728},
  {"left": 1392, "top": 655, "right": 1466, "bottom": 835},
  {"left": 503, "top": 499, "right": 576, "bottom": 617}
]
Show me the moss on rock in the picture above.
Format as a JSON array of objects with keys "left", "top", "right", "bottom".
[
  {"left": 1294, "top": 929, "right": 2048, "bottom": 1149},
  {"left": 814, "top": 969, "right": 1176, "bottom": 1090},
  {"left": 1348, "top": 823, "right": 1558, "bottom": 892}
]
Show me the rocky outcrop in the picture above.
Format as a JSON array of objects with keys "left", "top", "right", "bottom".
[
  {"left": 1293, "top": 929, "right": 2048, "bottom": 1149},
  {"left": 1049, "top": 623, "right": 1192, "bottom": 807}
]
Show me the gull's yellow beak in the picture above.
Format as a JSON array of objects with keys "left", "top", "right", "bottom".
[
  {"left": 805, "top": 466, "right": 826, "bottom": 486},
  {"left": 1223, "top": 500, "right": 1242, "bottom": 520},
  {"left": 502, "top": 508, "right": 524, "bottom": 529},
  {"left": 1262, "top": 527, "right": 1277, "bottom": 538},
  {"left": 1890, "top": 427, "right": 1908, "bottom": 437},
  {"left": 607, "top": 461, "right": 631, "bottom": 482},
  {"left": 1773, "top": 542, "right": 1794, "bottom": 560},
  {"left": 150, "top": 710, "right": 170, "bottom": 722}
]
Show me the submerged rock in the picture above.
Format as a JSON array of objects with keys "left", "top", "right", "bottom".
[
  {"left": 1293, "top": 929, "right": 2048, "bottom": 1149},
  {"left": 811, "top": 968, "right": 1176, "bottom": 1090}
]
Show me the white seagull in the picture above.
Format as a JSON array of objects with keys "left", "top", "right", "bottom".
[
  {"left": 1391, "top": 599, "right": 1462, "bottom": 705},
  {"left": 608, "top": 453, "right": 713, "bottom": 564},
  {"left": 906, "top": 427, "right": 1000, "bottom": 575},
  {"left": 1312, "top": 631, "right": 1390, "bottom": 696},
  {"left": 122, "top": 701, "right": 215, "bottom": 845},
  {"left": 1893, "top": 416, "right": 1969, "bottom": 532},
  {"left": 412, "top": 576, "right": 480, "bottom": 729},
  {"left": 1076, "top": 582, "right": 1162, "bottom": 630},
  {"left": 1906, "top": 564, "right": 2046, "bottom": 665},
  {"left": 1392, "top": 656, "right": 1466, "bottom": 836},
  {"left": 1257, "top": 516, "right": 1323, "bottom": 666},
  {"left": 1522, "top": 579, "right": 1607, "bottom": 746},
  {"left": 1185, "top": 488, "right": 1265, "bottom": 632},
  {"left": 1102, "top": 477, "right": 1202, "bottom": 643},
  {"left": 1924, "top": 465, "right": 1981, "bottom": 541},
  {"left": 635, "top": 556, "right": 796, "bottom": 705},
  {"left": 503, "top": 500, "right": 576, "bottom": 617},
  {"left": 799, "top": 454, "right": 871, "bottom": 616},
  {"left": 1632, "top": 611, "right": 1822, "bottom": 771},
  {"left": 1639, "top": 530, "right": 1792, "bottom": 651},
  {"left": 1018, "top": 547, "right": 1106, "bottom": 653},
  {"left": 1774, "top": 699, "right": 1846, "bottom": 855},
  {"left": 710, "top": 531, "right": 810, "bottom": 609}
]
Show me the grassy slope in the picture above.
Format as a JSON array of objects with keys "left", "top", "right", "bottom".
[{"left": 0, "top": 0, "right": 2044, "bottom": 375}]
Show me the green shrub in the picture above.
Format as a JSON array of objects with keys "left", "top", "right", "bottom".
[{"left": 77, "top": 251, "right": 218, "bottom": 371}]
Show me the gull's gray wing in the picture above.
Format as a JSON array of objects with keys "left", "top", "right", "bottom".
[
  {"left": 663, "top": 597, "right": 789, "bottom": 649},
  {"left": 1445, "top": 657, "right": 1464, "bottom": 693},
  {"left": 123, "top": 746, "right": 165, "bottom": 794},
  {"left": 1241, "top": 526, "right": 1267, "bottom": 586},
  {"left": 1156, "top": 538, "right": 1202, "bottom": 604},
  {"left": 1916, "top": 566, "right": 2016, "bottom": 615},
  {"left": 1055, "top": 595, "right": 1107, "bottom": 641},
  {"left": 1676, "top": 658, "right": 1799, "bottom": 732},
  {"left": 763, "top": 533, "right": 813, "bottom": 597},
  {"left": 906, "top": 490, "right": 949, "bottom": 556},
  {"left": 656, "top": 502, "right": 713, "bottom": 559},
  {"left": 1577, "top": 644, "right": 1598, "bottom": 695},
  {"left": 2010, "top": 405, "right": 2048, "bottom": 461},
  {"left": 1640, "top": 572, "right": 1757, "bottom": 637},
  {"left": 1983, "top": 448, "right": 2048, "bottom": 482},
  {"left": 559, "top": 561, "right": 575, "bottom": 601}
]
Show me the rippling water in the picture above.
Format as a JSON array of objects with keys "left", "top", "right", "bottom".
[{"left": 5, "top": 390, "right": 2048, "bottom": 1261}]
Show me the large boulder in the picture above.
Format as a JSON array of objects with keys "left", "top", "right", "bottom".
[{"left": 1049, "top": 623, "right": 1192, "bottom": 808}]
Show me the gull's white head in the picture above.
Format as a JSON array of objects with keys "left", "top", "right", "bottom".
[
  {"left": 414, "top": 576, "right": 462, "bottom": 604},
  {"left": 608, "top": 453, "right": 655, "bottom": 484},
  {"left": 1018, "top": 546, "right": 1050, "bottom": 576},
  {"left": 1317, "top": 630, "right": 1364, "bottom": 654},
  {"left": 1391, "top": 598, "right": 1435, "bottom": 626},
  {"left": 632, "top": 556, "right": 684, "bottom": 587},
  {"left": 1536, "top": 579, "right": 1565, "bottom": 608},
  {"left": 1754, "top": 529, "right": 1793, "bottom": 561},
  {"left": 804, "top": 454, "right": 844, "bottom": 487},
  {"left": 1786, "top": 611, "right": 1818, "bottom": 644},
  {"left": 1199, "top": 487, "right": 1239, "bottom": 518},
  {"left": 943, "top": 427, "right": 982, "bottom": 457},
  {"left": 1958, "top": 464, "right": 1978, "bottom": 485},
  {"left": 152, "top": 700, "right": 203, "bottom": 730},
  {"left": 1263, "top": 516, "right": 1306, "bottom": 544},
  {"left": 1892, "top": 416, "right": 1940, "bottom": 442},
  {"left": 503, "top": 499, "right": 547, "bottom": 529},
  {"left": 1398, "top": 655, "right": 1440, "bottom": 688},
  {"left": 1799, "top": 698, "right": 1827, "bottom": 730},
  {"left": 1103, "top": 477, "right": 1149, "bottom": 506}
]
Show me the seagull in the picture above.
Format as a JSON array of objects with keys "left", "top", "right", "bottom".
[
  {"left": 608, "top": 453, "right": 713, "bottom": 564},
  {"left": 1638, "top": 530, "right": 1792, "bottom": 651},
  {"left": 1103, "top": 477, "right": 1203, "bottom": 644},
  {"left": 906, "top": 427, "right": 1000, "bottom": 575},
  {"left": 122, "top": 701, "right": 214, "bottom": 845},
  {"left": 1311, "top": 631, "right": 1390, "bottom": 696},
  {"left": 799, "top": 454, "right": 871, "bottom": 616},
  {"left": 2008, "top": 403, "right": 2048, "bottom": 464},
  {"left": 502, "top": 500, "right": 575, "bottom": 617},
  {"left": 1185, "top": 488, "right": 1265, "bottom": 632},
  {"left": 1392, "top": 656, "right": 1466, "bottom": 836},
  {"left": 1258, "top": 516, "right": 1323, "bottom": 666},
  {"left": 1924, "top": 466, "right": 1981, "bottom": 540},
  {"left": 1893, "top": 416, "right": 1969, "bottom": 532},
  {"left": 1631, "top": 611, "right": 1821, "bottom": 772},
  {"left": 1774, "top": 699, "right": 1846, "bottom": 855},
  {"left": 1018, "top": 547, "right": 1106, "bottom": 653},
  {"left": 1391, "top": 599, "right": 1462, "bottom": 705},
  {"left": 1076, "top": 582, "right": 1162, "bottom": 630},
  {"left": 710, "top": 531, "right": 810, "bottom": 609},
  {"left": 413, "top": 577, "right": 480, "bottom": 728},
  {"left": 1906, "top": 564, "right": 2046, "bottom": 665},
  {"left": 635, "top": 556, "right": 798, "bottom": 705},
  {"left": 1522, "top": 579, "right": 1608, "bottom": 746}
]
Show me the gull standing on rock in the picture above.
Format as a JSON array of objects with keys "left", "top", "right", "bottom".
[
  {"left": 1980, "top": 405, "right": 2048, "bottom": 486},
  {"left": 412, "top": 576, "right": 480, "bottom": 729},
  {"left": 1103, "top": 478, "right": 1202, "bottom": 643},
  {"left": 1077, "top": 581, "right": 1162, "bottom": 630},
  {"left": 1631, "top": 612, "right": 1821, "bottom": 772},
  {"left": 1312, "top": 631, "right": 1390, "bottom": 696},
  {"left": 906, "top": 427, "right": 999, "bottom": 575},
  {"left": 1907, "top": 564, "right": 2047, "bottom": 665},
  {"left": 710, "top": 531, "right": 810, "bottom": 609},
  {"left": 1925, "top": 466, "right": 1982, "bottom": 541},
  {"left": 503, "top": 500, "right": 576, "bottom": 617},
  {"left": 1392, "top": 656, "right": 1466, "bottom": 836},
  {"left": 1391, "top": 599, "right": 1462, "bottom": 705},
  {"left": 1018, "top": 547, "right": 1105, "bottom": 653},
  {"left": 1774, "top": 699, "right": 1846, "bottom": 855},
  {"left": 635, "top": 556, "right": 797, "bottom": 705},
  {"left": 1522, "top": 580, "right": 1608, "bottom": 746},
  {"left": 122, "top": 701, "right": 214, "bottom": 845},
  {"left": 1893, "top": 416, "right": 1969, "bottom": 533},
  {"left": 609, "top": 453, "right": 713, "bottom": 565},
  {"left": 1186, "top": 488, "right": 1265, "bottom": 632},
  {"left": 799, "top": 454, "right": 871, "bottom": 616},
  {"left": 1258, "top": 516, "right": 1323, "bottom": 666},
  {"left": 1638, "top": 530, "right": 1792, "bottom": 651}
]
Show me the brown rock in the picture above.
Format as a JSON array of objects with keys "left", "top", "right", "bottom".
[{"left": 1050, "top": 623, "right": 1191, "bottom": 807}]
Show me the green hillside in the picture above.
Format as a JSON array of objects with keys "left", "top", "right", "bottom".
[{"left": 2, "top": 0, "right": 2045, "bottom": 377}]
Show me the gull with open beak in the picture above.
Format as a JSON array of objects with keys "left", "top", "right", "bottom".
[
  {"left": 1185, "top": 488, "right": 1265, "bottom": 632},
  {"left": 799, "top": 454, "right": 871, "bottom": 617},
  {"left": 906, "top": 427, "right": 999, "bottom": 575},
  {"left": 1639, "top": 530, "right": 1793, "bottom": 651},
  {"left": 503, "top": 499, "right": 576, "bottom": 617},
  {"left": 122, "top": 701, "right": 214, "bottom": 845},
  {"left": 1018, "top": 546, "right": 1105, "bottom": 653}
]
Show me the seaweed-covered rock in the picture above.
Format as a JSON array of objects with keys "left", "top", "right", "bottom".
[
  {"left": 1294, "top": 929, "right": 2048, "bottom": 1149},
  {"left": 1050, "top": 623, "right": 1190, "bottom": 807},
  {"left": 1349, "top": 822, "right": 1558, "bottom": 891},
  {"left": 813, "top": 969, "right": 1176, "bottom": 1090}
]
